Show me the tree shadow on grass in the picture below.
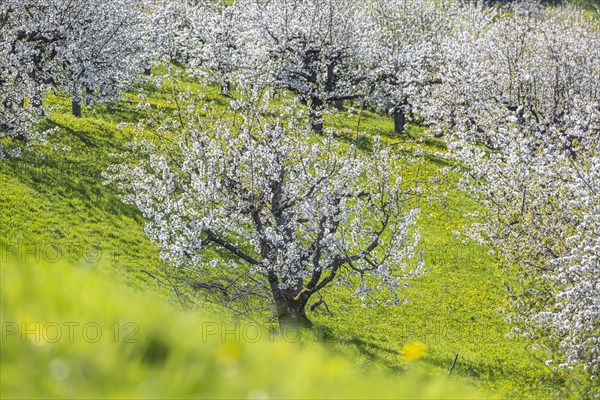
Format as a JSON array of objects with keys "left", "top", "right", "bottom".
[
  {"left": 313, "top": 324, "right": 566, "bottom": 396},
  {"left": 315, "top": 330, "right": 407, "bottom": 374},
  {"left": 48, "top": 119, "right": 131, "bottom": 151},
  {"left": 2, "top": 118, "right": 142, "bottom": 221},
  {"left": 330, "top": 131, "right": 374, "bottom": 152},
  {"left": 93, "top": 103, "right": 148, "bottom": 124},
  {"left": 420, "top": 349, "right": 569, "bottom": 395}
]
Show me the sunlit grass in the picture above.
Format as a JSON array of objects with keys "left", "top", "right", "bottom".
[{"left": 0, "top": 72, "right": 588, "bottom": 399}]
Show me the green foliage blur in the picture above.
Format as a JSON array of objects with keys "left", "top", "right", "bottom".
[{"left": 0, "top": 257, "right": 483, "bottom": 399}]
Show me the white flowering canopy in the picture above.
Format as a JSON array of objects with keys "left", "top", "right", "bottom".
[
  {"left": 367, "top": 0, "right": 466, "bottom": 112},
  {"left": 427, "top": 0, "right": 600, "bottom": 373},
  {"left": 230, "top": 0, "right": 377, "bottom": 131},
  {"left": 106, "top": 90, "right": 425, "bottom": 325},
  {"left": 0, "top": 0, "right": 159, "bottom": 155},
  {"left": 151, "top": 0, "right": 244, "bottom": 91}
]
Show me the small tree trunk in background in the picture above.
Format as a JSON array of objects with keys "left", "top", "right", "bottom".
[
  {"left": 170, "top": 55, "right": 184, "bottom": 67},
  {"left": 1, "top": 100, "right": 22, "bottom": 134},
  {"left": 221, "top": 80, "right": 231, "bottom": 97},
  {"left": 332, "top": 99, "right": 344, "bottom": 111},
  {"left": 393, "top": 107, "right": 406, "bottom": 134},
  {"left": 309, "top": 112, "right": 323, "bottom": 134},
  {"left": 143, "top": 67, "right": 152, "bottom": 76},
  {"left": 31, "top": 94, "right": 42, "bottom": 109},
  {"left": 13, "top": 99, "right": 28, "bottom": 141},
  {"left": 309, "top": 97, "right": 324, "bottom": 134},
  {"left": 72, "top": 100, "right": 82, "bottom": 118},
  {"left": 31, "top": 91, "right": 45, "bottom": 118}
]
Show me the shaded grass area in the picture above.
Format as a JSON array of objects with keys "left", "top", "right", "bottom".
[{"left": 0, "top": 74, "right": 587, "bottom": 399}]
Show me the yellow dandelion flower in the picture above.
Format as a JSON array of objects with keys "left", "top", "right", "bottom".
[{"left": 400, "top": 342, "right": 427, "bottom": 361}]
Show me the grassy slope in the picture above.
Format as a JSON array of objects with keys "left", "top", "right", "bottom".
[
  {"left": 1, "top": 257, "right": 483, "bottom": 399},
  {"left": 0, "top": 77, "right": 586, "bottom": 398}
]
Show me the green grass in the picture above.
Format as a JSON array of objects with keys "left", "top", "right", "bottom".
[
  {"left": 0, "top": 75, "right": 590, "bottom": 399},
  {"left": 1, "top": 257, "right": 483, "bottom": 399}
]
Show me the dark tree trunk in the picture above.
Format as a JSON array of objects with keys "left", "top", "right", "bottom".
[
  {"left": 10, "top": 100, "right": 27, "bottom": 140},
  {"left": 31, "top": 91, "right": 44, "bottom": 118},
  {"left": 1, "top": 101, "right": 18, "bottom": 134},
  {"left": 268, "top": 274, "right": 312, "bottom": 331},
  {"left": 303, "top": 49, "right": 324, "bottom": 134},
  {"left": 332, "top": 99, "right": 344, "bottom": 111},
  {"left": 221, "top": 80, "right": 231, "bottom": 97},
  {"left": 72, "top": 100, "right": 82, "bottom": 118},
  {"left": 309, "top": 97, "right": 324, "bottom": 134},
  {"left": 393, "top": 107, "right": 406, "bottom": 134},
  {"left": 275, "top": 296, "right": 313, "bottom": 330},
  {"left": 171, "top": 57, "right": 184, "bottom": 67},
  {"left": 143, "top": 67, "right": 152, "bottom": 76},
  {"left": 31, "top": 94, "right": 43, "bottom": 109},
  {"left": 310, "top": 115, "right": 323, "bottom": 134},
  {"left": 325, "top": 61, "right": 343, "bottom": 111}
]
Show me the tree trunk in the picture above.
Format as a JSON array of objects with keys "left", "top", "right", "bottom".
[
  {"left": 393, "top": 107, "right": 406, "bottom": 134},
  {"left": 171, "top": 57, "right": 184, "bottom": 67},
  {"left": 332, "top": 99, "right": 344, "bottom": 111},
  {"left": 268, "top": 274, "right": 312, "bottom": 331},
  {"left": 1, "top": 101, "right": 18, "bottom": 134},
  {"left": 72, "top": 100, "right": 82, "bottom": 118},
  {"left": 11, "top": 100, "right": 27, "bottom": 140},
  {"left": 309, "top": 97, "right": 324, "bottom": 134},
  {"left": 143, "top": 67, "right": 152, "bottom": 76},
  {"left": 31, "top": 91, "right": 44, "bottom": 118},
  {"left": 275, "top": 296, "right": 313, "bottom": 330},
  {"left": 221, "top": 80, "right": 231, "bottom": 97},
  {"left": 310, "top": 114, "right": 323, "bottom": 134}
]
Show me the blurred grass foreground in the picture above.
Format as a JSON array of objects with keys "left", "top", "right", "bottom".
[{"left": 0, "top": 258, "right": 482, "bottom": 399}]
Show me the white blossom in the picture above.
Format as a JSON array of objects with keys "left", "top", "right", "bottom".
[{"left": 106, "top": 91, "right": 425, "bottom": 326}]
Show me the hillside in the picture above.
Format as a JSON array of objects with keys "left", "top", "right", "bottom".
[{"left": 1, "top": 76, "right": 591, "bottom": 398}]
